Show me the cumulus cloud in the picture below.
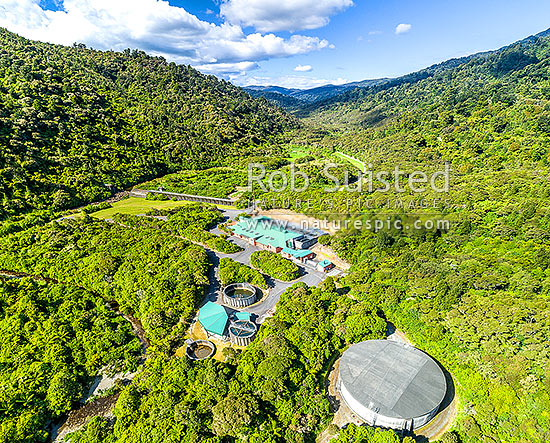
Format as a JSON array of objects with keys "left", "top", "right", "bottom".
[
  {"left": 220, "top": 0, "right": 353, "bottom": 32},
  {"left": 294, "top": 64, "right": 312, "bottom": 72},
  {"left": 195, "top": 61, "right": 260, "bottom": 74},
  {"left": 0, "top": 0, "right": 331, "bottom": 74},
  {"left": 239, "top": 74, "right": 348, "bottom": 89},
  {"left": 395, "top": 23, "right": 412, "bottom": 35}
]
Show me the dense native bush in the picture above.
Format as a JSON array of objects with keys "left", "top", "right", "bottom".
[
  {"left": 167, "top": 203, "right": 225, "bottom": 231},
  {"left": 0, "top": 28, "right": 296, "bottom": 219},
  {"left": 0, "top": 209, "right": 60, "bottom": 236},
  {"left": 250, "top": 250, "right": 300, "bottom": 281},
  {"left": 330, "top": 424, "right": 415, "bottom": 443},
  {"left": 0, "top": 278, "right": 141, "bottom": 443},
  {"left": 81, "top": 201, "right": 112, "bottom": 214},
  {"left": 235, "top": 30, "right": 550, "bottom": 442},
  {"left": 218, "top": 258, "right": 268, "bottom": 289},
  {"left": 4, "top": 25, "right": 550, "bottom": 443},
  {"left": 0, "top": 217, "right": 210, "bottom": 349},
  {"left": 69, "top": 282, "right": 387, "bottom": 443},
  {"left": 112, "top": 203, "right": 243, "bottom": 253},
  {"left": 140, "top": 168, "right": 247, "bottom": 198},
  {"left": 301, "top": 32, "right": 550, "bottom": 169}
]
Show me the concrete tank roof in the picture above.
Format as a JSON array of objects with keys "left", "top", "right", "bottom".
[{"left": 339, "top": 340, "right": 446, "bottom": 420}]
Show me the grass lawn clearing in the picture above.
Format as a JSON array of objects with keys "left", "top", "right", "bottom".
[
  {"left": 90, "top": 197, "right": 192, "bottom": 219},
  {"left": 333, "top": 151, "right": 365, "bottom": 172},
  {"left": 90, "top": 197, "right": 236, "bottom": 219},
  {"left": 287, "top": 145, "right": 310, "bottom": 160}
]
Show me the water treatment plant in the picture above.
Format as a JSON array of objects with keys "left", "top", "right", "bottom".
[
  {"left": 337, "top": 340, "right": 447, "bottom": 432},
  {"left": 196, "top": 300, "right": 258, "bottom": 348}
]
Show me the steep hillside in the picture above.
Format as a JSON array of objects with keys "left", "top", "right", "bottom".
[
  {"left": 301, "top": 29, "right": 550, "bottom": 168},
  {"left": 245, "top": 88, "right": 305, "bottom": 111},
  {"left": 0, "top": 29, "right": 296, "bottom": 219}
]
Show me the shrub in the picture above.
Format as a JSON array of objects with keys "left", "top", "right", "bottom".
[
  {"left": 81, "top": 202, "right": 112, "bottom": 214},
  {"left": 250, "top": 250, "right": 299, "bottom": 281},
  {"left": 218, "top": 258, "right": 267, "bottom": 288},
  {"left": 183, "top": 226, "right": 242, "bottom": 253},
  {"left": 146, "top": 192, "right": 169, "bottom": 201}
]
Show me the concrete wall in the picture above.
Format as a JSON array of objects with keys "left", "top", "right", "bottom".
[
  {"left": 130, "top": 189, "right": 236, "bottom": 206},
  {"left": 339, "top": 378, "right": 438, "bottom": 431},
  {"left": 223, "top": 283, "right": 257, "bottom": 308},
  {"left": 230, "top": 333, "right": 255, "bottom": 346}
]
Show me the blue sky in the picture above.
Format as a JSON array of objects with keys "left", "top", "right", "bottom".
[{"left": 2, "top": 0, "right": 550, "bottom": 88}]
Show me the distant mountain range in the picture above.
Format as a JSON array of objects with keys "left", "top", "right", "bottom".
[{"left": 244, "top": 79, "right": 390, "bottom": 110}]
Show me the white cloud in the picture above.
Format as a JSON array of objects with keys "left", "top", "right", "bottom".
[
  {"left": 294, "top": 64, "right": 312, "bottom": 72},
  {"left": 195, "top": 61, "right": 260, "bottom": 74},
  {"left": 368, "top": 30, "right": 382, "bottom": 35},
  {"left": 395, "top": 23, "right": 412, "bottom": 35},
  {"left": 0, "top": 0, "right": 331, "bottom": 75},
  {"left": 238, "top": 74, "right": 348, "bottom": 89},
  {"left": 220, "top": 0, "right": 353, "bottom": 32}
]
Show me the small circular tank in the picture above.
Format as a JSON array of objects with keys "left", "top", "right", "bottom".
[
  {"left": 185, "top": 340, "right": 215, "bottom": 360},
  {"left": 229, "top": 320, "right": 257, "bottom": 346}
]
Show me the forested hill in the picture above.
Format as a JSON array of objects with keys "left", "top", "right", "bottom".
[
  {"left": 0, "top": 28, "right": 296, "bottom": 219},
  {"left": 301, "top": 28, "right": 550, "bottom": 168},
  {"left": 303, "top": 27, "right": 550, "bottom": 118}
]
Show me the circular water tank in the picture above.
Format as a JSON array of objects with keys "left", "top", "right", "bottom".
[
  {"left": 229, "top": 320, "right": 257, "bottom": 346},
  {"left": 223, "top": 283, "right": 257, "bottom": 308},
  {"left": 185, "top": 340, "right": 215, "bottom": 360},
  {"left": 337, "top": 340, "right": 446, "bottom": 431}
]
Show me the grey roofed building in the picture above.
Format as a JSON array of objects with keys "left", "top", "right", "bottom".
[{"left": 337, "top": 340, "right": 447, "bottom": 431}]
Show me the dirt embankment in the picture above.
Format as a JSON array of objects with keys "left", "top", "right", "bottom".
[{"left": 311, "top": 244, "right": 350, "bottom": 271}]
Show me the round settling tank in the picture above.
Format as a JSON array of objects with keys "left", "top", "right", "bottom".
[
  {"left": 229, "top": 320, "right": 257, "bottom": 346},
  {"left": 337, "top": 340, "right": 447, "bottom": 431},
  {"left": 223, "top": 282, "right": 257, "bottom": 308},
  {"left": 185, "top": 340, "right": 215, "bottom": 360}
]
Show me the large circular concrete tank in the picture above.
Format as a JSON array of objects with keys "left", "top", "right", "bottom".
[{"left": 337, "top": 340, "right": 447, "bottom": 431}]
